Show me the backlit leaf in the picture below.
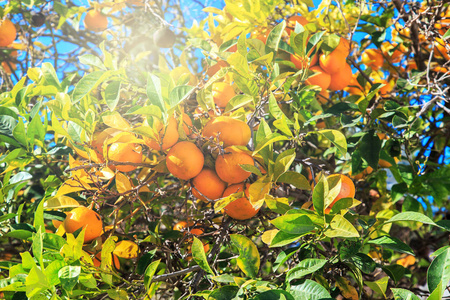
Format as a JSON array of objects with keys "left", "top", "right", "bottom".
[{"left": 230, "top": 234, "right": 260, "bottom": 278}]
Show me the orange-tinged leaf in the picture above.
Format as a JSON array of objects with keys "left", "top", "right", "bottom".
[
  {"left": 115, "top": 172, "right": 133, "bottom": 193},
  {"left": 248, "top": 176, "right": 271, "bottom": 207},
  {"left": 56, "top": 179, "right": 96, "bottom": 197},
  {"left": 336, "top": 277, "right": 358, "bottom": 300},
  {"left": 113, "top": 240, "right": 139, "bottom": 259},
  {"left": 396, "top": 255, "right": 416, "bottom": 267},
  {"left": 102, "top": 112, "right": 132, "bottom": 131}
]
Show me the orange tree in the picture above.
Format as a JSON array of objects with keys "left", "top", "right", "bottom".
[{"left": 1, "top": 0, "right": 450, "bottom": 299}]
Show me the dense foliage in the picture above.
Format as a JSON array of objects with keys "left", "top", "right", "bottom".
[{"left": 1, "top": 0, "right": 450, "bottom": 299}]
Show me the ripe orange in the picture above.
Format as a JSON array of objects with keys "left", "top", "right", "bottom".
[
  {"left": 361, "top": 48, "right": 384, "bottom": 70},
  {"left": 63, "top": 207, "right": 103, "bottom": 243},
  {"left": 93, "top": 252, "right": 120, "bottom": 269},
  {"left": 191, "top": 168, "right": 227, "bottom": 201},
  {"left": 317, "top": 89, "right": 329, "bottom": 105},
  {"left": 1, "top": 60, "right": 16, "bottom": 74},
  {"left": 215, "top": 146, "right": 253, "bottom": 184},
  {"left": 325, "top": 174, "right": 355, "bottom": 213},
  {"left": 84, "top": 10, "right": 108, "bottom": 32},
  {"left": 319, "top": 50, "right": 347, "bottom": 75},
  {"left": 285, "top": 15, "right": 308, "bottom": 36},
  {"left": 345, "top": 75, "right": 365, "bottom": 95},
  {"left": 166, "top": 141, "right": 204, "bottom": 180},
  {"left": 328, "top": 63, "right": 352, "bottom": 91},
  {"left": 333, "top": 37, "right": 351, "bottom": 56},
  {"left": 376, "top": 79, "right": 393, "bottom": 96},
  {"left": 143, "top": 116, "right": 179, "bottom": 151},
  {"left": 0, "top": 19, "right": 16, "bottom": 47},
  {"left": 290, "top": 54, "right": 308, "bottom": 69},
  {"left": 173, "top": 220, "right": 194, "bottom": 231},
  {"left": 222, "top": 183, "right": 260, "bottom": 220},
  {"left": 181, "top": 113, "right": 193, "bottom": 136},
  {"left": 52, "top": 218, "right": 64, "bottom": 229},
  {"left": 202, "top": 116, "right": 251, "bottom": 147},
  {"left": 108, "top": 141, "right": 142, "bottom": 172},
  {"left": 305, "top": 66, "right": 331, "bottom": 92},
  {"left": 212, "top": 82, "right": 236, "bottom": 108}
]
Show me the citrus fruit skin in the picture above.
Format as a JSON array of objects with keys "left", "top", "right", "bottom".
[
  {"left": 63, "top": 207, "right": 103, "bottom": 243},
  {"left": 328, "top": 63, "right": 352, "bottom": 91},
  {"left": 305, "top": 66, "right": 331, "bottom": 92},
  {"left": 215, "top": 147, "right": 254, "bottom": 184},
  {"left": 222, "top": 183, "right": 260, "bottom": 220},
  {"left": 173, "top": 220, "right": 194, "bottom": 231},
  {"left": 319, "top": 50, "right": 347, "bottom": 75},
  {"left": 361, "top": 48, "right": 384, "bottom": 70},
  {"left": 84, "top": 10, "right": 108, "bottom": 32},
  {"left": 326, "top": 174, "right": 355, "bottom": 213},
  {"left": 202, "top": 116, "right": 251, "bottom": 148},
  {"left": 144, "top": 116, "right": 179, "bottom": 151},
  {"left": 191, "top": 168, "right": 227, "bottom": 201},
  {"left": 108, "top": 142, "right": 143, "bottom": 172},
  {"left": 212, "top": 82, "right": 236, "bottom": 108},
  {"left": 153, "top": 28, "right": 176, "bottom": 48},
  {"left": 285, "top": 15, "right": 308, "bottom": 36},
  {"left": 166, "top": 141, "right": 204, "bottom": 180},
  {"left": 0, "top": 19, "right": 16, "bottom": 47}
]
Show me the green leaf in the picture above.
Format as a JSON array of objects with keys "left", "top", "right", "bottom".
[
  {"left": 227, "top": 52, "right": 250, "bottom": 78},
  {"left": 0, "top": 213, "right": 16, "bottom": 222},
  {"left": 208, "top": 285, "right": 239, "bottom": 300},
  {"left": 72, "top": 71, "right": 105, "bottom": 103},
  {"left": 316, "top": 130, "right": 347, "bottom": 156},
  {"left": 312, "top": 175, "right": 327, "bottom": 215},
  {"left": 168, "top": 85, "right": 194, "bottom": 109},
  {"left": 42, "top": 62, "right": 61, "bottom": 90},
  {"left": 265, "top": 196, "right": 290, "bottom": 215},
  {"left": 427, "top": 248, "right": 450, "bottom": 294},
  {"left": 350, "top": 253, "right": 376, "bottom": 274},
  {"left": 277, "top": 171, "right": 311, "bottom": 190},
  {"left": 325, "top": 215, "right": 359, "bottom": 238},
  {"left": 391, "top": 288, "right": 421, "bottom": 300},
  {"left": 27, "top": 114, "right": 46, "bottom": 147},
  {"left": 274, "top": 149, "right": 295, "bottom": 181},
  {"left": 266, "top": 21, "right": 286, "bottom": 51},
  {"left": 359, "top": 131, "right": 382, "bottom": 169},
  {"left": 42, "top": 233, "right": 67, "bottom": 251},
  {"left": 79, "top": 54, "right": 106, "bottom": 70},
  {"left": 270, "top": 231, "right": 304, "bottom": 248},
  {"left": 224, "top": 94, "right": 253, "bottom": 113},
  {"left": 289, "top": 279, "right": 331, "bottom": 300},
  {"left": 368, "top": 236, "right": 414, "bottom": 255},
  {"left": 252, "top": 290, "right": 295, "bottom": 300},
  {"left": 144, "top": 260, "right": 160, "bottom": 291},
  {"left": 31, "top": 229, "right": 44, "bottom": 268},
  {"left": 427, "top": 281, "right": 443, "bottom": 300},
  {"left": 192, "top": 237, "right": 214, "bottom": 274},
  {"left": 270, "top": 214, "right": 315, "bottom": 235},
  {"left": 33, "top": 200, "right": 45, "bottom": 234},
  {"left": 230, "top": 234, "right": 260, "bottom": 278},
  {"left": 253, "top": 133, "right": 289, "bottom": 154},
  {"left": 44, "top": 260, "right": 66, "bottom": 286},
  {"left": 286, "top": 259, "right": 327, "bottom": 282},
  {"left": 58, "top": 266, "right": 80, "bottom": 292},
  {"left": 364, "top": 277, "right": 388, "bottom": 298},
  {"left": 273, "top": 247, "right": 299, "bottom": 272},
  {"left": 12, "top": 118, "right": 27, "bottom": 148},
  {"left": 105, "top": 81, "right": 121, "bottom": 111},
  {"left": 147, "top": 73, "right": 166, "bottom": 115},
  {"left": 26, "top": 265, "right": 49, "bottom": 298},
  {"left": 383, "top": 264, "right": 406, "bottom": 284},
  {"left": 385, "top": 212, "right": 437, "bottom": 227}
]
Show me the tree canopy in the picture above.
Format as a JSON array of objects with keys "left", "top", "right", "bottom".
[{"left": 0, "top": 0, "right": 450, "bottom": 299}]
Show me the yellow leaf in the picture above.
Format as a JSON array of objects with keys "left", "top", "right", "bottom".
[
  {"left": 248, "top": 176, "right": 271, "bottom": 207},
  {"left": 55, "top": 179, "right": 95, "bottom": 197},
  {"left": 116, "top": 172, "right": 133, "bottom": 193},
  {"left": 336, "top": 277, "right": 358, "bottom": 300},
  {"left": 102, "top": 112, "right": 132, "bottom": 131},
  {"left": 261, "top": 229, "right": 279, "bottom": 245},
  {"left": 44, "top": 196, "right": 80, "bottom": 209},
  {"left": 113, "top": 241, "right": 139, "bottom": 259}
]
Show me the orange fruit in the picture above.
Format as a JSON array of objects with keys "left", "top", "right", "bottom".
[
  {"left": 181, "top": 113, "right": 193, "bottom": 136},
  {"left": 63, "top": 207, "right": 103, "bottom": 243},
  {"left": 52, "top": 219, "right": 64, "bottom": 229},
  {"left": 212, "top": 82, "right": 236, "bottom": 108},
  {"left": 143, "top": 116, "right": 179, "bottom": 151},
  {"left": 215, "top": 146, "right": 253, "bottom": 184},
  {"left": 93, "top": 252, "right": 120, "bottom": 269},
  {"left": 285, "top": 15, "right": 308, "bottom": 35},
  {"left": 202, "top": 116, "right": 251, "bottom": 147},
  {"left": 317, "top": 89, "right": 329, "bottom": 105},
  {"left": 328, "top": 63, "right": 352, "bottom": 91},
  {"left": 319, "top": 50, "right": 347, "bottom": 74},
  {"left": 166, "top": 141, "right": 204, "bottom": 180},
  {"left": 0, "top": 19, "right": 16, "bottom": 47},
  {"left": 1, "top": 60, "right": 16, "bottom": 74},
  {"left": 435, "top": 38, "right": 450, "bottom": 60},
  {"left": 84, "top": 10, "right": 108, "bottom": 32},
  {"left": 335, "top": 37, "right": 351, "bottom": 56},
  {"left": 173, "top": 220, "right": 194, "bottom": 231},
  {"left": 305, "top": 66, "right": 331, "bottom": 92},
  {"left": 191, "top": 168, "right": 227, "bottom": 201},
  {"left": 290, "top": 54, "right": 308, "bottom": 69},
  {"left": 108, "top": 141, "right": 142, "bottom": 172},
  {"left": 376, "top": 79, "right": 393, "bottom": 96},
  {"left": 361, "top": 48, "right": 384, "bottom": 70},
  {"left": 206, "top": 60, "right": 228, "bottom": 77},
  {"left": 222, "top": 183, "right": 260, "bottom": 220},
  {"left": 325, "top": 174, "right": 355, "bottom": 213},
  {"left": 189, "top": 228, "right": 204, "bottom": 236}
]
